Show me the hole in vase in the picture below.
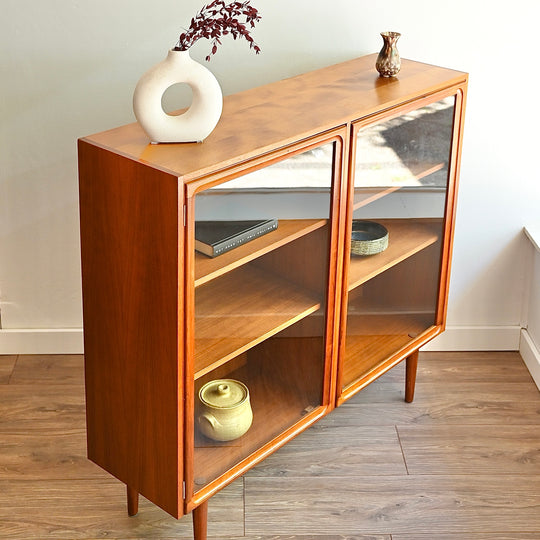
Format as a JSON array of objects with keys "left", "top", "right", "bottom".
[{"left": 161, "top": 83, "right": 193, "bottom": 116}]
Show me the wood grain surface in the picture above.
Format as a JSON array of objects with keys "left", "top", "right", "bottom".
[
  {"left": 0, "top": 478, "right": 243, "bottom": 538},
  {"left": 245, "top": 475, "right": 540, "bottom": 534},
  {"left": 194, "top": 219, "right": 327, "bottom": 287},
  {"left": 244, "top": 422, "right": 407, "bottom": 477},
  {"left": 346, "top": 220, "right": 440, "bottom": 291},
  {"left": 79, "top": 142, "right": 183, "bottom": 517},
  {"left": 393, "top": 535, "right": 540, "bottom": 540},
  {"left": 82, "top": 55, "right": 467, "bottom": 182},
  {"left": 398, "top": 424, "right": 540, "bottom": 475},
  {"left": 0, "top": 355, "right": 16, "bottom": 383},
  {"left": 1, "top": 351, "right": 539, "bottom": 538}
]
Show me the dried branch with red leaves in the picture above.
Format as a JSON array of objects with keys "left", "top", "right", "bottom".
[{"left": 174, "top": 1, "right": 262, "bottom": 61}]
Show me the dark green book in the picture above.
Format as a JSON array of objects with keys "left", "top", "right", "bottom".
[{"left": 195, "top": 219, "right": 278, "bottom": 258}]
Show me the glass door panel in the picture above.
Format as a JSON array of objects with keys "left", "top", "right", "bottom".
[
  {"left": 342, "top": 96, "right": 455, "bottom": 391},
  {"left": 191, "top": 141, "right": 336, "bottom": 494}
]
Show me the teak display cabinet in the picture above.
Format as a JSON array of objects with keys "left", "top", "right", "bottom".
[{"left": 78, "top": 54, "right": 467, "bottom": 539}]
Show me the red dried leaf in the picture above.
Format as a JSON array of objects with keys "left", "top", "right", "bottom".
[{"left": 176, "top": 0, "right": 261, "bottom": 60}]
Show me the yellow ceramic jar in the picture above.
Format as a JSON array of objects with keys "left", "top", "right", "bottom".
[{"left": 198, "top": 379, "right": 253, "bottom": 442}]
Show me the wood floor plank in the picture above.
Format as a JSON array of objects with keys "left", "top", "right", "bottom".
[
  {"left": 0, "top": 478, "right": 243, "bottom": 538},
  {"left": 247, "top": 411, "right": 406, "bottom": 477},
  {"left": 351, "top": 378, "right": 540, "bottom": 403},
  {"left": 0, "top": 429, "right": 107, "bottom": 480},
  {"left": 0, "top": 355, "right": 17, "bottom": 383},
  {"left": 245, "top": 475, "right": 540, "bottom": 535},
  {"left": 211, "top": 536, "right": 391, "bottom": 540},
  {"left": 80, "top": 534, "right": 392, "bottom": 540},
  {"left": 363, "top": 351, "right": 535, "bottom": 384},
  {"left": 343, "top": 382, "right": 540, "bottom": 425},
  {"left": 398, "top": 425, "right": 540, "bottom": 475},
  {"left": 393, "top": 534, "right": 540, "bottom": 540},
  {"left": 417, "top": 351, "right": 534, "bottom": 382},
  {"left": 2, "top": 351, "right": 539, "bottom": 538},
  {"left": 0, "top": 384, "right": 85, "bottom": 430},
  {"left": 9, "top": 354, "right": 84, "bottom": 384}
]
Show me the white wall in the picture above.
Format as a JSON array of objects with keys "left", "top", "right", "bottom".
[{"left": 1, "top": 0, "right": 539, "bottom": 353}]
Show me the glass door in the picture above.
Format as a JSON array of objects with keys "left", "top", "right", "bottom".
[
  {"left": 185, "top": 132, "right": 344, "bottom": 503},
  {"left": 339, "top": 95, "right": 459, "bottom": 397}
]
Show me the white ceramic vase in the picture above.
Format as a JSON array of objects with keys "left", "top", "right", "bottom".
[{"left": 133, "top": 49, "right": 223, "bottom": 143}]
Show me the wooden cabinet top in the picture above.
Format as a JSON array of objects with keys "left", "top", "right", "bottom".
[{"left": 80, "top": 54, "right": 467, "bottom": 182}]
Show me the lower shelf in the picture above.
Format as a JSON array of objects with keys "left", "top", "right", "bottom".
[
  {"left": 192, "top": 335, "right": 325, "bottom": 493},
  {"left": 341, "top": 311, "right": 434, "bottom": 389}
]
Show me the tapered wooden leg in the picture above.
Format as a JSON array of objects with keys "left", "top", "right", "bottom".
[
  {"left": 193, "top": 500, "right": 208, "bottom": 540},
  {"left": 127, "top": 485, "right": 139, "bottom": 516},
  {"left": 405, "top": 351, "right": 419, "bottom": 403}
]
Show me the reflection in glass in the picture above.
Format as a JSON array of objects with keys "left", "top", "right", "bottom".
[
  {"left": 355, "top": 97, "right": 454, "bottom": 188},
  {"left": 192, "top": 143, "right": 334, "bottom": 493},
  {"left": 196, "top": 143, "right": 335, "bottom": 223},
  {"left": 342, "top": 97, "right": 456, "bottom": 392},
  {"left": 213, "top": 144, "right": 335, "bottom": 190}
]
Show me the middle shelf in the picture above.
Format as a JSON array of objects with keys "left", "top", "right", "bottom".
[
  {"left": 194, "top": 263, "right": 322, "bottom": 378},
  {"left": 347, "top": 218, "right": 441, "bottom": 291}
]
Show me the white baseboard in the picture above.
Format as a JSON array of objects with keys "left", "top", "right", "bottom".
[
  {"left": 0, "top": 329, "right": 84, "bottom": 355},
  {"left": 0, "top": 324, "right": 522, "bottom": 356},
  {"left": 520, "top": 329, "right": 540, "bottom": 391},
  {"left": 421, "top": 325, "right": 521, "bottom": 351}
]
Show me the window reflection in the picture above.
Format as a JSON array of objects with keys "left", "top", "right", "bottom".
[{"left": 355, "top": 97, "right": 454, "bottom": 188}]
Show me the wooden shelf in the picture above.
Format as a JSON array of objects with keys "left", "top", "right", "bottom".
[
  {"left": 193, "top": 338, "right": 324, "bottom": 491},
  {"left": 342, "top": 311, "right": 435, "bottom": 388},
  {"left": 195, "top": 264, "right": 322, "bottom": 378},
  {"left": 347, "top": 219, "right": 440, "bottom": 292},
  {"left": 195, "top": 219, "right": 328, "bottom": 287}
]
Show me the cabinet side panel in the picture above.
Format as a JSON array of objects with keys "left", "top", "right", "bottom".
[{"left": 78, "top": 140, "right": 182, "bottom": 518}]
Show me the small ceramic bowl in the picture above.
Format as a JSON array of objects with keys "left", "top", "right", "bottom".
[{"left": 351, "top": 220, "right": 389, "bottom": 256}]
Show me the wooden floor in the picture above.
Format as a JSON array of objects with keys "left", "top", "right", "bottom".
[{"left": 1, "top": 351, "right": 539, "bottom": 539}]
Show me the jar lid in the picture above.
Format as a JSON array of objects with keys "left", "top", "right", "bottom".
[{"left": 199, "top": 379, "right": 249, "bottom": 409}]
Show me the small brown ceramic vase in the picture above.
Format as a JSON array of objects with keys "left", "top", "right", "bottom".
[{"left": 376, "top": 31, "right": 401, "bottom": 77}]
